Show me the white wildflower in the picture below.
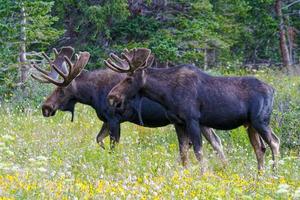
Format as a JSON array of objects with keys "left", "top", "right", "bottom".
[
  {"left": 37, "top": 156, "right": 48, "bottom": 161},
  {"left": 5, "top": 150, "right": 14, "bottom": 156},
  {"left": 1, "top": 134, "right": 15, "bottom": 141},
  {"left": 28, "top": 158, "right": 36, "bottom": 162},
  {"left": 294, "top": 188, "right": 300, "bottom": 199},
  {"left": 37, "top": 167, "right": 47, "bottom": 173},
  {"left": 276, "top": 184, "right": 290, "bottom": 194}
]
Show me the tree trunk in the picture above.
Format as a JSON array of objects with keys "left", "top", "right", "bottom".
[
  {"left": 203, "top": 47, "right": 208, "bottom": 70},
  {"left": 275, "top": 0, "right": 291, "bottom": 67},
  {"left": 19, "top": 4, "right": 27, "bottom": 85}
]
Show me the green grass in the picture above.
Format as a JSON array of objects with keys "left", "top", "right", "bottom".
[
  {"left": 0, "top": 105, "right": 300, "bottom": 199},
  {"left": 0, "top": 70, "right": 300, "bottom": 199}
]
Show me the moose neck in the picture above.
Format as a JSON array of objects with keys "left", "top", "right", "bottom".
[
  {"left": 71, "top": 72, "right": 96, "bottom": 107},
  {"left": 140, "top": 68, "right": 175, "bottom": 110},
  {"left": 74, "top": 69, "right": 126, "bottom": 110}
]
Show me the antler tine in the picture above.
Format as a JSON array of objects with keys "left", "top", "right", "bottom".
[
  {"left": 121, "top": 48, "right": 135, "bottom": 66},
  {"left": 64, "top": 56, "right": 73, "bottom": 76},
  {"left": 56, "top": 51, "right": 90, "bottom": 86},
  {"left": 31, "top": 63, "right": 50, "bottom": 76},
  {"left": 105, "top": 52, "right": 131, "bottom": 73},
  {"left": 140, "top": 53, "right": 154, "bottom": 69},
  {"left": 51, "top": 63, "right": 67, "bottom": 79},
  {"left": 53, "top": 48, "right": 59, "bottom": 58},
  {"left": 104, "top": 58, "right": 129, "bottom": 73},
  {"left": 105, "top": 48, "right": 152, "bottom": 74},
  {"left": 41, "top": 52, "right": 52, "bottom": 64},
  {"left": 75, "top": 53, "right": 79, "bottom": 61},
  {"left": 110, "top": 53, "right": 131, "bottom": 70},
  {"left": 31, "top": 74, "right": 49, "bottom": 83},
  {"left": 39, "top": 73, "right": 64, "bottom": 86},
  {"left": 31, "top": 62, "right": 65, "bottom": 86}
]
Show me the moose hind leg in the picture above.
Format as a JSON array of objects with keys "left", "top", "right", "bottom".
[
  {"left": 201, "top": 127, "right": 227, "bottom": 164},
  {"left": 175, "top": 124, "right": 190, "bottom": 167},
  {"left": 252, "top": 122, "right": 280, "bottom": 170},
  {"left": 247, "top": 126, "right": 266, "bottom": 171}
]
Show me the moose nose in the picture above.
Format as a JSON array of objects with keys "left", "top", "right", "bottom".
[
  {"left": 108, "top": 95, "right": 124, "bottom": 109},
  {"left": 42, "top": 105, "right": 56, "bottom": 117},
  {"left": 108, "top": 97, "right": 115, "bottom": 107}
]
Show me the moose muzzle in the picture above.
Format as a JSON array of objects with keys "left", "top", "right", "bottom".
[
  {"left": 42, "top": 104, "right": 57, "bottom": 117},
  {"left": 107, "top": 95, "right": 125, "bottom": 110}
]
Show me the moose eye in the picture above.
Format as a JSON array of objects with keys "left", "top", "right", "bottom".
[{"left": 126, "top": 78, "right": 133, "bottom": 84}]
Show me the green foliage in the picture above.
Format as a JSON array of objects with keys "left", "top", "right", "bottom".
[
  {"left": 0, "top": 64, "right": 18, "bottom": 101},
  {"left": 0, "top": 0, "right": 62, "bottom": 61},
  {"left": 86, "top": 0, "right": 129, "bottom": 40},
  {"left": 112, "top": 15, "right": 160, "bottom": 42},
  {"left": 0, "top": 0, "right": 63, "bottom": 98},
  {"left": 149, "top": 31, "right": 178, "bottom": 62},
  {"left": 237, "top": 0, "right": 280, "bottom": 62},
  {"left": 5, "top": 79, "right": 53, "bottom": 111}
]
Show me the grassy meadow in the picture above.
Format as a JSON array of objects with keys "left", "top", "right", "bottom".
[{"left": 0, "top": 70, "right": 300, "bottom": 199}]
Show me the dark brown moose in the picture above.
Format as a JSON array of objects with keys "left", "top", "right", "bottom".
[
  {"left": 106, "top": 48, "right": 280, "bottom": 170},
  {"left": 31, "top": 47, "right": 226, "bottom": 162}
]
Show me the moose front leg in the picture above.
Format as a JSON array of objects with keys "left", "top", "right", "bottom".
[
  {"left": 186, "top": 119, "right": 206, "bottom": 173},
  {"left": 175, "top": 124, "right": 190, "bottom": 167},
  {"left": 96, "top": 123, "right": 109, "bottom": 149},
  {"left": 108, "top": 120, "right": 121, "bottom": 149}
]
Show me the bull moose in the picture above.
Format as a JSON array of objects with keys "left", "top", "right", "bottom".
[
  {"left": 105, "top": 48, "right": 280, "bottom": 170},
  {"left": 31, "top": 46, "right": 226, "bottom": 163}
]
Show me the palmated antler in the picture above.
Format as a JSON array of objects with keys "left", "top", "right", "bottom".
[
  {"left": 31, "top": 51, "right": 90, "bottom": 87},
  {"left": 31, "top": 46, "right": 74, "bottom": 83},
  {"left": 104, "top": 48, "right": 154, "bottom": 74}
]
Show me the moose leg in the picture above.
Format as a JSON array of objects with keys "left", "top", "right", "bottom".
[
  {"left": 108, "top": 120, "right": 121, "bottom": 149},
  {"left": 186, "top": 120, "right": 205, "bottom": 173},
  {"left": 247, "top": 126, "right": 266, "bottom": 171},
  {"left": 253, "top": 123, "right": 280, "bottom": 170},
  {"left": 96, "top": 122, "right": 109, "bottom": 149},
  {"left": 201, "top": 127, "right": 227, "bottom": 164},
  {"left": 175, "top": 124, "right": 190, "bottom": 167}
]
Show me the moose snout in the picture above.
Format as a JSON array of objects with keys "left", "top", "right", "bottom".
[
  {"left": 107, "top": 95, "right": 124, "bottom": 109},
  {"left": 42, "top": 104, "right": 56, "bottom": 117}
]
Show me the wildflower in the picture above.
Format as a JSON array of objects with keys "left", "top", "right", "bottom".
[
  {"left": 294, "top": 188, "right": 300, "bottom": 199},
  {"left": 28, "top": 158, "right": 36, "bottom": 162},
  {"left": 5, "top": 150, "right": 14, "bottom": 156},
  {"left": 37, "top": 167, "right": 47, "bottom": 173},
  {"left": 276, "top": 184, "right": 290, "bottom": 194},
  {"left": 1, "top": 134, "right": 15, "bottom": 141},
  {"left": 37, "top": 155, "right": 48, "bottom": 161}
]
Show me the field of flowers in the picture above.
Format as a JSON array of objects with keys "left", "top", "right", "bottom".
[{"left": 0, "top": 70, "right": 300, "bottom": 199}]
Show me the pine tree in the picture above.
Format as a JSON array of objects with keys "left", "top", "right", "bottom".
[{"left": 0, "top": 0, "right": 62, "bottom": 86}]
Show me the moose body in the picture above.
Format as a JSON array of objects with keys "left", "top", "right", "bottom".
[
  {"left": 42, "top": 68, "right": 225, "bottom": 157},
  {"left": 32, "top": 47, "right": 226, "bottom": 161},
  {"left": 106, "top": 48, "right": 280, "bottom": 170}
]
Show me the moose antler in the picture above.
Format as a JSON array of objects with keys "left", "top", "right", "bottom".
[
  {"left": 31, "top": 46, "right": 75, "bottom": 83},
  {"left": 104, "top": 48, "right": 154, "bottom": 73},
  {"left": 31, "top": 51, "right": 90, "bottom": 87}
]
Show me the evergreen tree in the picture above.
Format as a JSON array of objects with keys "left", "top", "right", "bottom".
[{"left": 0, "top": 0, "right": 62, "bottom": 86}]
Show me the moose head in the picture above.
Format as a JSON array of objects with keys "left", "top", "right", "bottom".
[
  {"left": 105, "top": 48, "right": 154, "bottom": 110},
  {"left": 31, "top": 47, "right": 90, "bottom": 121}
]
